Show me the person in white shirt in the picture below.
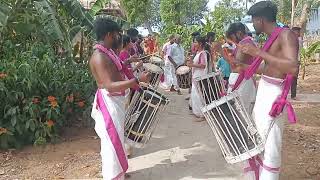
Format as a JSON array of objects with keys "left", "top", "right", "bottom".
[
  {"left": 170, "top": 35, "right": 185, "bottom": 66},
  {"left": 161, "top": 35, "right": 182, "bottom": 94}
]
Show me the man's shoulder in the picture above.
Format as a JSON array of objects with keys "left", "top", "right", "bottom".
[
  {"left": 279, "top": 29, "right": 296, "bottom": 40},
  {"left": 90, "top": 50, "right": 113, "bottom": 66}
]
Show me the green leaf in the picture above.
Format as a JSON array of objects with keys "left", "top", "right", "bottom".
[
  {"left": 0, "top": 2, "right": 11, "bottom": 32},
  {"left": 89, "top": 0, "right": 111, "bottom": 16},
  {"left": 29, "top": 120, "right": 35, "bottom": 132},
  {"left": 34, "top": 0, "right": 65, "bottom": 41},
  {"left": 26, "top": 119, "right": 30, "bottom": 129}
]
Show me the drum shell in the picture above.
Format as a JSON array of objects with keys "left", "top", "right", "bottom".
[
  {"left": 202, "top": 92, "right": 264, "bottom": 164},
  {"left": 176, "top": 66, "right": 191, "bottom": 89},
  {"left": 196, "top": 72, "right": 226, "bottom": 105},
  {"left": 126, "top": 88, "right": 168, "bottom": 143}
]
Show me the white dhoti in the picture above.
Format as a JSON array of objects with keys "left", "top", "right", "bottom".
[
  {"left": 243, "top": 75, "right": 285, "bottom": 180},
  {"left": 161, "top": 60, "right": 179, "bottom": 90},
  {"left": 91, "top": 89, "right": 128, "bottom": 180},
  {"left": 228, "top": 72, "right": 256, "bottom": 114}
]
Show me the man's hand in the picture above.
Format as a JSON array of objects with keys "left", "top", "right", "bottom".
[
  {"left": 139, "top": 72, "right": 151, "bottom": 83},
  {"left": 136, "top": 60, "right": 143, "bottom": 68},
  {"left": 186, "top": 60, "right": 193, "bottom": 67},
  {"left": 238, "top": 43, "right": 261, "bottom": 57}
]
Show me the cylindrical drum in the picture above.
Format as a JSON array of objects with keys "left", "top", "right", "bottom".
[
  {"left": 176, "top": 66, "right": 191, "bottom": 89},
  {"left": 142, "top": 63, "right": 163, "bottom": 89},
  {"left": 125, "top": 87, "right": 169, "bottom": 147},
  {"left": 201, "top": 92, "right": 264, "bottom": 164},
  {"left": 195, "top": 72, "right": 226, "bottom": 105},
  {"left": 150, "top": 56, "right": 164, "bottom": 68}
]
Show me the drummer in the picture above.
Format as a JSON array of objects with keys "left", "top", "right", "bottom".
[
  {"left": 161, "top": 35, "right": 181, "bottom": 93},
  {"left": 215, "top": 22, "right": 257, "bottom": 113},
  {"left": 163, "top": 35, "right": 185, "bottom": 95},
  {"left": 119, "top": 34, "right": 143, "bottom": 73},
  {"left": 89, "top": 17, "right": 150, "bottom": 180}
]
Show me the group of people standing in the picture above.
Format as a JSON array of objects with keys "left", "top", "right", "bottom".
[{"left": 88, "top": 1, "right": 300, "bottom": 180}]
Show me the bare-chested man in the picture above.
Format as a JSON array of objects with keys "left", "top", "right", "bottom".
[
  {"left": 89, "top": 18, "right": 149, "bottom": 180},
  {"left": 237, "top": 1, "right": 299, "bottom": 180}
]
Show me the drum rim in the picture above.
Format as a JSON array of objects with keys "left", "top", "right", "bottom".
[
  {"left": 150, "top": 56, "right": 163, "bottom": 62},
  {"left": 176, "top": 65, "right": 191, "bottom": 74},
  {"left": 143, "top": 63, "right": 163, "bottom": 72},
  {"left": 201, "top": 92, "right": 240, "bottom": 113},
  {"left": 194, "top": 72, "right": 222, "bottom": 81},
  {"left": 141, "top": 86, "right": 169, "bottom": 103}
]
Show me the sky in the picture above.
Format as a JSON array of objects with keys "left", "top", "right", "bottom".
[
  {"left": 138, "top": 0, "right": 261, "bottom": 35},
  {"left": 207, "top": 0, "right": 220, "bottom": 11}
]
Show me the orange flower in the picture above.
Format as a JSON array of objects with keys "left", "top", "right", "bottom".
[
  {"left": 48, "top": 96, "right": 56, "bottom": 102},
  {"left": 47, "top": 120, "right": 54, "bottom": 127},
  {"left": 78, "top": 101, "right": 85, "bottom": 108},
  {"left": 50, "top": 100, "right": 58, "bottom": 108},
  {"left": 0, "top": 73, "right": 7, "bottom": 79},
  {"left": 0, "top": 127, "right": 7, "bottom": 135},
  {"left": 32, "top": 98, "right": 40, "bottom": 104},
  {"left": 66, "top": 94, "right": 74, "bottom": 103}
]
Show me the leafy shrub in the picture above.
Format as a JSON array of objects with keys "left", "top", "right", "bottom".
[{"left": 0, "top": 41, "right": 95, "bottom": 149}]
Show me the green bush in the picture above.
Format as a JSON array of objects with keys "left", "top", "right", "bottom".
[{"left": 0, "top": 41, "right": 95, "bottom": 149}]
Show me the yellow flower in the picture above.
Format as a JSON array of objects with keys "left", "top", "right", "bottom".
[
  {"left": 47, "top": 120, "right": 54, "bottom": 128},
  {"left": 50, "top": 100, "right": 58, "bottom": 108}
]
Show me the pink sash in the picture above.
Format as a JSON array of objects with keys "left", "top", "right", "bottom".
[{"left": 232, "top": 27, "right": 297, "bottom": 124}]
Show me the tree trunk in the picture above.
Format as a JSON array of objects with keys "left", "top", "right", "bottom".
[
  {"left": 144, "top": 21, "right": 153, "bottom": 35},
  {"left": 291, "top": 0, "right": 295, "bottom": 27},
  {"left": 295, "top": 1, "right": 312, "bottom": 35},
  {"left": 79, "top": 31, "right": 84, "bottom": 63}
]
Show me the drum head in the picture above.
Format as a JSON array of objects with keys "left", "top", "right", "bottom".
[
  {"left": 176, "top": 66, "right": 190, "bottom": 75},
  {"left": 150, "top": 56, "right": 163, "bottom": 63},
  {"left": 143, "top": 63, "right": 163, "bottom": 73},
  {"left": 140, "top": 86, "right": 168, "bottom": 105}
]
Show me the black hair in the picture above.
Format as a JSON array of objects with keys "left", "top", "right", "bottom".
[
  {"left": 93, "top": 17, "right": 121, "bottom": 41},
  {"left": 247, "top": 32, "right": 253, "bottom": 37},
  {"left": 122, "top": 34, "right": 131, "bottom": 48},
  {"left": 196, "top": 36, "right": 211, "bottom": 67},
  {"left": 227, "top": 22, "right": 247, "bottom": 36},
  {"left": 207, "top": 32, "right": 216, "bottom": 39},
  {"left": 127, "top": 28, "right": 139, "bottom": 37},
  {"left": 191, "top": 31, "right": 200, "bottom": 37},
  {"left": 247, "top": 1, "right": 278, "bottom": 22}
]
